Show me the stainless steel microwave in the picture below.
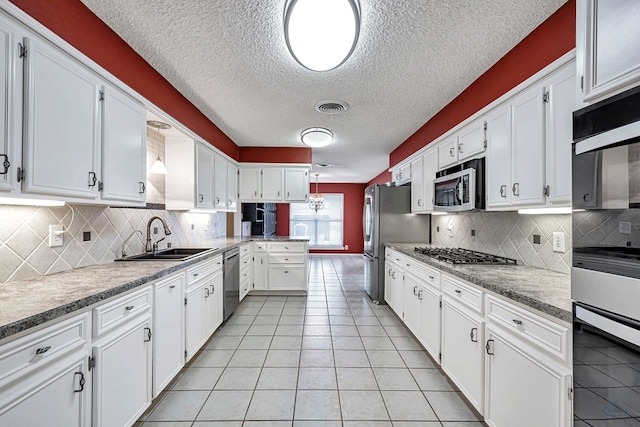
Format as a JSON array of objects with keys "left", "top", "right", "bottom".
[{"left": 433, "top": 157, "right": 485, "bottom": 212}]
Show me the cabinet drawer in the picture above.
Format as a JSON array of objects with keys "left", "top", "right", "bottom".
[
  {"left": 240, "top": 256, "right": 252, "bottom": 269},
  {"left": 0, "top": 313, "right": 89, "bottom": 385},
  {"left": 268, "top": 242, "right": 306, "bottom": 253},
  {"left": 269, "top": 254, "right": 305, "bottom": 264},
  {"left": 186, "top": 255, "right": 222, "bottom": 286},
  {"left": 253, "top": 242, "right": 267, "bottom": 252},
  {"left": 404, "top": 258, "right": 441, "bottom": 290},
  {"left": 269, "top": 265, "right": 306, "bottom": 290},
  {"left": 486, "top": 295, "right": 570, "bottom": 362},
  {"left": 385, "top": 249, "right": 405, "bottom": 266},
  {"left": 239, "top": 244, "right": 251, "bottom": 257},
  {"left": 442, "top": 275, "right": 483, "bottom": 314},
  {"left": 93, "top": 287, "right": 152, "bottom": 337},
  {"left": 240, "top": 263, "right": 253, "bottom": 284}
]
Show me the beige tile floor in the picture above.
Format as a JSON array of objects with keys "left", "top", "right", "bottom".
[{"left": 136, "top": 254, "right": 486, "bottom": 427}]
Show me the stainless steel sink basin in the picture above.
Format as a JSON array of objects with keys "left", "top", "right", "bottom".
[{"left": 116, "top": 247, "right": 217, "bottom": 261}]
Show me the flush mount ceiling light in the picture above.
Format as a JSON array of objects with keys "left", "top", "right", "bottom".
[
  {"left": 301, "top": 127, "right": 334, "bottom": 148},
  {"left": 284, "top": 0, "right": 360, "bottom": 72}
]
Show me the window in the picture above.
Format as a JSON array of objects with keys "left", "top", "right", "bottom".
[{"left": 290, "top": 194, "right": 344, "bottom": 248}]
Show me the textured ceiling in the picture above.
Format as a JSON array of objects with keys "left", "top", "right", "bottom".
[{"left": 81, "top": 0, "right": 566, "bottom": 183}]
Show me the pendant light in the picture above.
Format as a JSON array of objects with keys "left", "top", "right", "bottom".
[
  {"left": 284, "top": 0, "right": 360, "bottom": 72},
  {"left": 309, "top": 173, "right": 324, "bottom": 212},
  {"left": 147, "top": 120, "right": 170, "bottom": 175}
]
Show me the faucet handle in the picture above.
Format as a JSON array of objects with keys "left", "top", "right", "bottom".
[{"left": 153, "top": 237, "right": 166, "bottom": 253}]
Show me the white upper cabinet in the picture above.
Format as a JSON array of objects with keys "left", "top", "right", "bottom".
[
  {"left": 284, "top": 168, "right": 309, "bottom": 202},
  {"left": 457, "top": 119, "right": 487, "bottom": 162},
  {"left": 238, "top": 167, "right": 261, "bottom": 201},
  {"left": 410, "top": 149, "right": 437, "bottom": 213},
  {"left": 391, "top": 163, "right": 411, "bottom": 185},
  {"left": 100, "top": 85, "right": 146, "bottom": 205},
  {"left": 22, "top": 35, "right": 101, "bottom": 200},
  {"left": 262, "top": 168, "right": 283, "bottom": 201},
  {"left": 485, "top": 105, "right": 512, "bottom": 208},
  {"left": 195, "top": 143, "right": 215, "bottom": 209},
  {"left": 579, "top": 0, "right": 640, "bottom": 103},
  {"left": 438, "top": 135, "right": 459, "bottom": 169},
  {"left": 227, "top": 162, "right": 238, "bottom": 211},
  {"left": 213, "top": 154, "right": 227, "bottom": 210},
  {"left": 410, "top": 156, "right": 424, "bottom": 213},
  {"left": 510, "top": 84, "right": 546, "bottom": 206},
  {"left": 0, "top": 15, "right": 22, "bottom": 194}
]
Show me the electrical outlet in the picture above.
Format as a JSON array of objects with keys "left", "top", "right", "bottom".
[
  {"left": 345, "top": 244, "right": 349, "bottom": 250},
  {"left": 552, "top": 231, "right": 565, "bottom": 253},
  {"left": 446, "top": 225, "right": 453, "bottom": 237},
  {"left": 619, "top": 221, "right": 632, "bottom": 234},
  {"left": 48, "top": 225, "right": 63, "bottom": 247}
]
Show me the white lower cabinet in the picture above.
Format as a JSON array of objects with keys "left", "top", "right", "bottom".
[
  {"left": 402, "top": 273, "right": 421, "bottom": 336},
  {"left": 417, "top": 283, "right": 442, "bottom": 364},
  {"left": 441, "top": 297, "right": 485, "bottom": 414},
  {"left": 384, "top": 259, "right": 403, "bottom": 316},
  {"left": 185, "top": 269, "right": 223, "bottom": 361},
  {"left": 484, "top": 325, "right": 571, "bottom": 427},
  {"left": 267, "top": 242, "right": 308, "bottom": 292},
  {"left": 153, "top": 273, "right": 185, "bottom": 397},
  {"left": 253, "top": 253, "right": 268, "bottom": 291}
]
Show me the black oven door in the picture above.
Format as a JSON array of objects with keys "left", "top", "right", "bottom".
[{"left": 573, "top": 302, "right": 640, "bottom": 424}]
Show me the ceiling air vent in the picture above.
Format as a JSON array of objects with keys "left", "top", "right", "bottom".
[{"left": 315, "top": 100, "right": 349, "bottom": 114}]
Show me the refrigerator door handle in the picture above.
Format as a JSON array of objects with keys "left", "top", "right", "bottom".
[{"left": 363, "top": 197, "right": 372, "bottom": 243}]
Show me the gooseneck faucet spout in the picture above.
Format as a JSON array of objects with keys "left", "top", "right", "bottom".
[{"left": 146, "top": 216, "right": 172, "bottom": 253}]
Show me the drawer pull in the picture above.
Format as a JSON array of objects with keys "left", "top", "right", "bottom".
[
  {"left": 470, "top": 327, "right": 478, "bottom": 342},
  {"left": 417, "top": 290, "right": 423, "bottom": 300},
  {"left": 285, "top": 258, "right": 289, "bottom": 261},
  {"left": 144, "top": 327, "right": 152, "bottom": 342},
  {"left": 285, "top": 246, "right": 289, "bottom": 250},
  {"left": 486, "top": 339, "right": 494, "bottom": 355},
  {"left": 284, "top": 270, "right": 289, "bottom": 274},
  {"left": 125, "top": 305, "right": 134, "bottom": 311},
  {"left": 193, "top": 273, "right": 199, "bottom": 277},
  {"left": 169, "top": 285, "right": 176, "bottom": 289},
  {"left": 413, "top": 286, "right": 418, "bottom": 296},
  {"left": 204, "top": 288, "right": 210, "bottom": 298},
  {"left": 210, "top": 285, "right": 215, "bottom": 293},
  {"left": 512, "top": 319, "right": 523, "bottom": 326},
  {"left": 406, "top": 263, "right": 410, "bottom": 267},
  {"left": 35, "top": 346, "right": 51, "bottom": 355},
  {"left": 429, "top": 276, "right": 435, "bottom": 280},
  {"left": 454, "top": 289, "right": 462, "bottom": 295},
  {"left": 74, "top": 372, "right": 85, "bottom": 393}
]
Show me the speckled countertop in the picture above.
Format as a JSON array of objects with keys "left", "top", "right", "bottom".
[
  {"left": 386, "top": 243, "right": 572, "bottom": 323},
  {"left": 0, "top": 237, "right": 309, "bottom": 340}
]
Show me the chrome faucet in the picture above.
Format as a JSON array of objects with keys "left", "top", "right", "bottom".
[
  {"left": 146, "top": 216, "right": 172, "bottom": 253},
  {"left": 121, "top": 229, "right": 143, "bottom": 259}
]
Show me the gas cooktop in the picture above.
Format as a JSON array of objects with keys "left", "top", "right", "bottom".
[{"left": 414, "top": 247, "right": 517, "bottom": 265}]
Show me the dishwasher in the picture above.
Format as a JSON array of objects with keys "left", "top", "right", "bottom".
[{"left": 223, "top": 247, "right": 240, "bottom": 321}]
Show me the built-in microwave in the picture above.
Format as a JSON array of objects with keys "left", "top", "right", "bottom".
[{"left": 433, "top": 157, "right": 485, "bottom": 212}]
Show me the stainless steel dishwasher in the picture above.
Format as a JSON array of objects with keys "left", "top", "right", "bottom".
[{"left": 223, "top": 247, "right": 240, "bottom": 320}]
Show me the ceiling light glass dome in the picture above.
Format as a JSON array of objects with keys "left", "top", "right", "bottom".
[
  {"left": 301, "top": 127, "right": 334, "bottom": 147},
  {"left": 284, "top": 0, "right": 360, "bottom": 72}
]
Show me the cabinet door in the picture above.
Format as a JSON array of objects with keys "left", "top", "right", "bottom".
[
  {"left": 438, "top": 135, "right": 459, "bottom": 169},
  {"left": 23, "top": 36, "right": 101, "bottom": 200},
  {"left": 441, "top": 299, "right": 484, "bottom": 413},
  {"left": 269, "top": 265, "right": 305, "bottom": 291},
  {"left": 93, "top": 316, "right": 152, "bottom": 427},
  {"left": 207, "top": 272, "right": 224, "bottom": 336},
  {"left": 485, "top": 105, "right": 512, "bottom": 208},
  {"left": 101, "top": 85, "right": 146, "bottom": 204},
  {"left": 410, "top": 157, "right": 424, "bottom": 213},
  {"left": 185, "top": 283, "right": 208, "bottom": 360},
  {"left": 581, "top": 0, "right": 640, "bottom": 102},
  {"left": 390, "top": 268, "right": 404, "bottom": 317},
  {"left": 384, "top": 261, "right": 394, "bottom": 308},
  {"left": 238, "top": 167, "right": 261, "bottom": 200},
  {"left": 418, "top": 284, "right": 441, "bottom": 364},
  {"left": 262, "top": 168, "right": 283, "bottom": 200},
  {"left": 254, "top": 253, "right": 268, "bottom": 290},
  {"left": 0, "top": 16, "right": 22, "bottom": 193},
  {"left": 195, "top": 143, "right": 214, "bottom": 209},
  {"left": 402, "top": 274, "right": 421, "bottom": 336},
  {"left": 422, "top": 149, "right": 438, "bottom": 212},
  {"left": 153, "top": 274, "right": 185, "bottom": 397},
  {"left": 0, "top": 355, "right": 90, "bottom": 427},
  {"left": 285, "top": 168, "right": 309, "bottom": 201},
  {"left": 545, "top": 63, "right": 575, "bottom": 205},
  {"left": 227, "top": 162, "right": 238, "bottom": 211},
  {"left": 457, "top": 119, "right": 486, "bottom": 162},
  {"left": 485, "top": 327, "right": 571, "bottom": 427},
  {"left": 213, "top": 155, "right": 227, "bottom": 210},
  {"left": 510, "top": 85, "right": 545, "bottom": 207}
]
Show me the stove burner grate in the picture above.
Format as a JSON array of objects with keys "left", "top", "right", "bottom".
[{"left": 414, "top": 247, "right": 517, "bottom": 265}]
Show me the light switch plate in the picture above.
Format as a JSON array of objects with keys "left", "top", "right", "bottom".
[
  {"left": 552, "top": 231, "right": 565, "bottom": 253},
  {"left": 48, "top": 225, "right": 63, "bottom": 247}
]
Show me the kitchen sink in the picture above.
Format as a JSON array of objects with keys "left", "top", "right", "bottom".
[{"left": 116, "top": 247, "right": 217, "bottom": 261}]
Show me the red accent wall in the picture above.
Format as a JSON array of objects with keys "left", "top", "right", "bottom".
[
  {"left": 367, "top": 170, "right": 392, "bottom": 186},
  {"left": 240, "top": 147, "right": 312, "bottom": 164},
  {"left": 388, "top": 0, "right": 576, "bottom": 168},
  {"left": 9, "top": 0, "right": 239, "bottom": 160},
  {"left": 277, "top": 183, "right": 366, "bottom": 254}
]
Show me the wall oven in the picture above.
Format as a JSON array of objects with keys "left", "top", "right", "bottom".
[
  {"left": 572, "top": 85, "right": 640, "bottom": 424},
  {"left": 433, "top": 157, "right": 485, "bottom": 212}
]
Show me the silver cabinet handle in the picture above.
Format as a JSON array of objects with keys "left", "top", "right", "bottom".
[
  {"left": 417, "top": 199, "right": 422, "bottom": 206},
  {"left": 486, "top": 339, "right": 494, "bottom": 355},
  {"left": 413, "top": 286, "right": 418, "bottom": 295},
  {"left": 500, "top": 185, "right": 507, "bottom": 198},
  {"left": 35, "top": 346, "right": 51, "bottom": 355},
  {"left": 512, "top": 319, "right": 523, "bottom": 326},
  {"left": 193, "top": 273, "right": 199, "bottom": 277},
  {"left": 417, "top": 290, "right": 423, "bottom": 300},
  {"left": 454, "top": 289, "right": 461, "bottom": 295},
  {"left": 139, "top": 182, "right": 146, "bottom": 194},
  {"left": 215, "top": 197, "right": 220, "bottom": 204},
  {"left": 169, "top": 285, "right": 176, "bottom": 289},
  {"left": 125, "top": 305, "right": 134, "bottom": 311},
  {"left": 198, "top": 194, "right": 204, "bottom": 202},
  {"left": 428, "top": 276, "right": 434, "bottom": 280},
  {"left": 204, "top": 287, "right": 210, "bottom": 298},
  {"left": 458, "top": 143, "right": 464, "bottom": 153},
  {"left": 470, "top": 327, "right": 478, "bottom": 342},
  {"left": 512, "top": 182, "right": 520, "bottom": 196},
  {"left": 210, "top": 285, "right": 215, "bottom": 293},
  {"left": 449, "top": 147, "right": 455, "bottom": 157},
  {"left": 144, "top": 327, "right": 152, "bottom": 342}
]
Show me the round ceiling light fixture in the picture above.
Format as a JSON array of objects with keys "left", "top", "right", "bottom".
[
  {"left": 301, "top": 127, "right": 334, "bottom": 148},
  {"left": 314, "top": 162, "right": 332, "bottom": 168},
  {"left": 284, "top": 0, "right": 360, "bottom": 72}
]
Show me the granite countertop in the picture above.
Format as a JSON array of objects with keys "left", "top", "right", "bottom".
[
  {"left": 0, "top": 236, "right": 309, "bottom": 341},
  {"left": 386, "top": 243, "right": 572, "bottom": 323}
]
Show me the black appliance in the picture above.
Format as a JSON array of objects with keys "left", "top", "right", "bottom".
[
  {"left": 242, "top": 203, "right": 276, "bottom": 237},
  {"left": 433, "top": 157, "right": 485, "bottom": 212},
  {"left": 572, "top": 85, "right": 640, "bottom": 424},
  {"left": 414, "top": 247, "right": 516, "bottom": 265}
]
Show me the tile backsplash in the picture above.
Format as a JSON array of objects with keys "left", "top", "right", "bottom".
[
  {"left": 431, "top": 212, "right": 572, "bottom": 274},
  {"left": 0, "top": 204, "right": 226, "bottom": 283},
  {"left": 573, "top": 209, "right": 640, "bottom": 247}
]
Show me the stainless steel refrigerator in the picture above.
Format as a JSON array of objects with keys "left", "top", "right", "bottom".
[{"left": 363, "top": 184, "right": 431, "bottom": 303}]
